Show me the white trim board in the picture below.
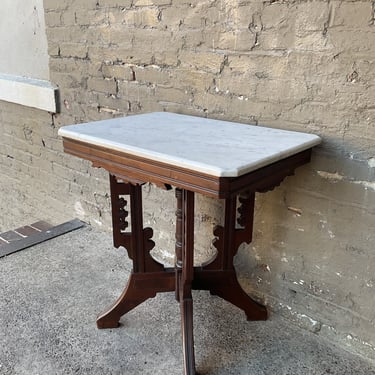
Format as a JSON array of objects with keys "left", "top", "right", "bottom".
[{"left": 0, "top": 74, "right": 59, "bottom": 113}]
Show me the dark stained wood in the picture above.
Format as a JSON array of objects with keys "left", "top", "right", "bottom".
[
  {"left": 175, "top": 188, "right": 183, "bottom": 302},
  {"left": 98, "top": 176, "right": 165, "bottom": 328},
  {"left": 61, "top": 129, "right": 316, "bottom": 374},
  {"left": 205, "top": 193, "right": 255, "bottom": 271},
  {"left": 110, "top": 174, "right": 131, "bottom": 251},
  {"left": 62, "top": 137, "right": 312, "bottom": 199},
  {"left": 62, "top": 138, "right": 220, "bottom": 197},
  {"left": 192, "top": 269, "right": 267, "bottom": 321},
  {"left": 175, "top": 188, "right": 184, "bottom": 269},
  {"left": 109, "top": 175, "right": 163, "bottom": 273},
  {"left": 235, "top": 192, "right": 255, "bottom": 248},
  {"left": 225, "top": 149, "right": 312, "bottom": 195},
  {"left": 129, "top": 183, "right": 146, "bottom": 273},
  {"left": 96, "top": 271, "right": 175, "bottom": 329},
  {"left": 178, "top": 189, "right": 196, "bottom": 375},
  {"left": 198, "top": 191, "right": 267, "bottom": 321}
]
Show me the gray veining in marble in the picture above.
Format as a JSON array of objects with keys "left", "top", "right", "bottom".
[{"left": 58, "top": 112, "right": 321, "bottom": 177}]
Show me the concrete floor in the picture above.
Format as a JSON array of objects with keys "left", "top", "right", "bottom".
[{"left": 0, "top": 225, "right": 374, "bottom": 375}]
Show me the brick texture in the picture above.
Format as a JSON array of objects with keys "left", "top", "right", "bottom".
[{"left": 0, "top": 0, "right": 374, "bottom": 361}]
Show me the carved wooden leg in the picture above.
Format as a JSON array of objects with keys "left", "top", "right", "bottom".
[
  {"left": 180, "top": 289, "right": 195, "bottom": 375},
  {"left": 97, "top": 271, "right": 175, "bottom": 328},
  {"left": 97, "top": 175, "right": 169, "bottom": 329},
  {"left": 97, "top": 272, "right": 156, "bottom": 329},
  {"left": 176, "top": 188, "right": 196, "bottom": 375},
  {"left": 175, "top": 188, "right": 183, "bottom": 302},
  {"left": 207, "top": 271, "right": 267, "bottom": 321},
  {"left": 201, "top": 192, "right": 267, "bottom": 321}
]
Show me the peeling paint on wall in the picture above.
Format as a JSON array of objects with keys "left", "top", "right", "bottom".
[
  {"left": 317, "top": 170, "right": 345, "bottom": 182},
  {"left": 317, "top": 170, "right": 375, "bottom": 191},
  {"left": 353, "top": 180, "right": 375, "bottom": 192}
]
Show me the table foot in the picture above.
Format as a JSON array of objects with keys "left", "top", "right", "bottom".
[
  {"left": 180, "top": 287, "right": 196, "bottom": 375},
  {"left": 210, "top": 277, "right": 267, "bottom": 321},
  {"left": 96, "top": 271, "right": 174, "bottom": 329},
  {"left": 197, "top": 192, "right": 267, "bottom": 321},
  {"left": 193, "top": 269, "right": 267, "bottom": 321}
]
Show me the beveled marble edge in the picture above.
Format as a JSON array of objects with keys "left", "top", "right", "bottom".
[{"left": 58, "top": 112, "right": 322, "bottom": 177}]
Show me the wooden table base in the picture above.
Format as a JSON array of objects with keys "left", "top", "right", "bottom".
[{"left": 97, "top": 175, "right": 267, "bottom": 375}]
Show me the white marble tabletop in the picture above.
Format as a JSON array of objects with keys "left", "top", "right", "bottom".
[{"left": 58, "top": 112, "right": 321, "bottom": 177}]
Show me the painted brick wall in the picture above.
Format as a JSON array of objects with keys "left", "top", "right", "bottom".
[{"left": 0, "top": 0, "right": 374, "bottom": 360}]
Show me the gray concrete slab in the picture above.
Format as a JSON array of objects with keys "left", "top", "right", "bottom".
[{"left": 0, "top": 226, "right": 374, "bottom": 375}]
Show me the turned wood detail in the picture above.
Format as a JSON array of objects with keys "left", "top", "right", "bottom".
[
  {"left": 175, "top": 188, "right": 183, "bottom": 301},
  {"left": 175, "top": 188, "right": 184, "bottom": 269},
  {"left": 175, "top": 188, "right": 196, "bottom": 375}
]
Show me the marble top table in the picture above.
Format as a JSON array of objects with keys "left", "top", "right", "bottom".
[
  {"left": 59, "top": 112, "right": 321, "bottom": 375},
  {"left": 59, "top": 112, "right": 321, "bottom": 198},
  {"left": 59, "top": 111, "right": 320, "bottom": 177}
]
